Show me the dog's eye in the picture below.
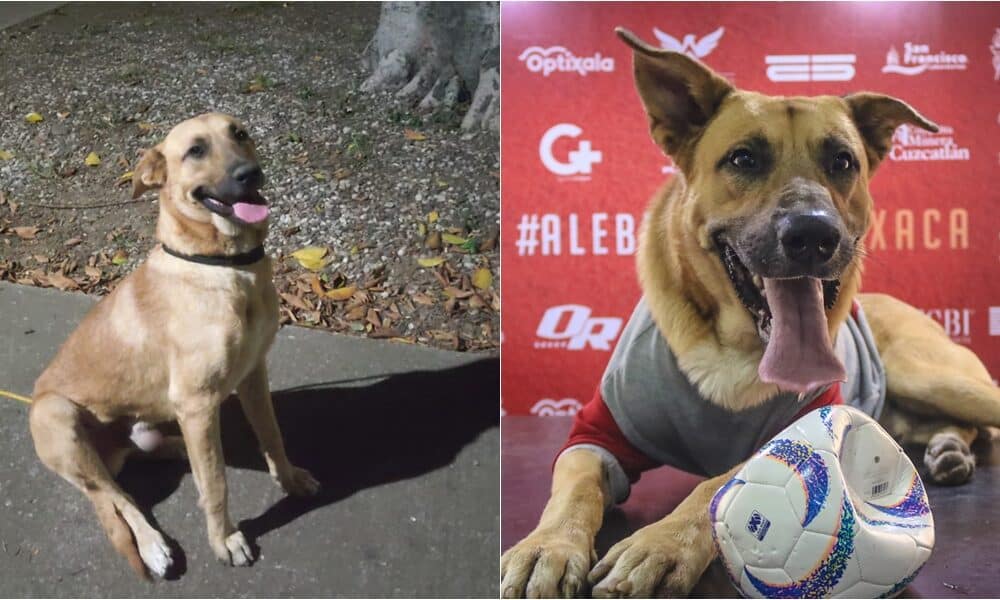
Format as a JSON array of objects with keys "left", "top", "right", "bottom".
[
  {"left": 187, "top": 144, "right": 206, "bottom": 159},
  {"left": 234, "top": 130, "right": 248, "bottom": 142},
  {"left": 729, "top": 149, "right": 756, "bottom": 170},
  {"left": 831, "top": 151, "right": 854, "bottom": 173}
]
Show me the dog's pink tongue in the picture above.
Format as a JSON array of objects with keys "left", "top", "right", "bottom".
[
  {"left": 232, "top": 202, "right": 269, "bottom": 223},
  {"left": 759, "top": 277, "right": 846, "bottom": 393}
]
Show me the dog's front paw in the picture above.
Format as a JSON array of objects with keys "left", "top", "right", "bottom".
[
  {"left": 278, "top": 465, "right": 320, "bottom": 496},
  {"left": 925, "top": 432, "right": 975, "bottom": 485},
  {"left": 501, "top": 528, "right": 593, "bottom": 598},
  {"left": 588, "top": 517, "right": 713, "bottom": 598},
  {"left": 136, "top": 528, "right": 174, "bottom": 578},
  {"left": 212, "top": 530, "right": 254, "bottom": 567}
]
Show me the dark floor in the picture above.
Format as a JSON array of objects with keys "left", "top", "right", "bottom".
[
  {"left": 0, "top": 282, "right": 499, "bottom": 597},
  {"left": 502, "top": 415, "right": 1000, "bottom": 598}
]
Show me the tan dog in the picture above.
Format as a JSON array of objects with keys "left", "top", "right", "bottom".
[
  {"left": 29, "top": 113, "right": 318, "bottom": 579},
  {"left": 501, "top": 30, "right": 1000, "bottom": 598}
]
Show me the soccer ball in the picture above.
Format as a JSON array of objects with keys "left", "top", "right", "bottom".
[{"left": 710, "top": 405, "right": 934, "bottom": 598}]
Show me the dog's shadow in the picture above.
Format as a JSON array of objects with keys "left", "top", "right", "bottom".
[{"left": 116, "top": 356, "right": 498, "bottom": 578}]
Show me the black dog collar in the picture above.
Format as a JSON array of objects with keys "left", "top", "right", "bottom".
[{"left": 161, "top": 244, "right": 266, "bottom": 267}]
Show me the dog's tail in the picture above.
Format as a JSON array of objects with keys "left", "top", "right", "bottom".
[{"left": 91, "top": 495, "right": 149, "bottom": 580}]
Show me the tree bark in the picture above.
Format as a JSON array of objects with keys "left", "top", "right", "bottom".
[{"left": 362, "top": 2, "right": 499, "bottom": 132}]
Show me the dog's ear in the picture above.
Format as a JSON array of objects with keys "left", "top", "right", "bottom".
[
  {"left": 131, "top": 146, "right": 167, "bottom": 199},
  {"left": 616, "top": 27, "right": 733, "bottom": 169},
  {"left": 844, "top": 93, "right": 938, "bottom": 172}
]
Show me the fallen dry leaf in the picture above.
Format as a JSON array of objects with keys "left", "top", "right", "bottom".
[
  {"left": 14, "top": 226, "right": 40, "bottom": 240},
  {"left": 403, "top": 128, "right": 427, "bottom": 141},
  {"left": 441, "top": 233, "right": 468, "bottom": 245},
  {"left": 425, "top": 231, "right": 441, "bottom": 250},
  {"left": 111, "top": 250, "right": 128, "bottom": 265},
  {"left": 417, "top": 257, "right": 445, "bottom": 268},
  {"left": 84, "top": 266, "right": 102, "bottom": 279},
  {"left": 63, "top": 237, "right": 82, "bottom": 247},
  {"left": 326, "top": 285, "right": 356, "bottom": 301},
  {"left": 0, "top": 150, "right": 13, "bottom": 161},
  {"left": 25, "top": 112, "right": 43, "bottom": 123},
  {"left": 46, "top": 272, "right": 79, "bottom": 291},
  {"left": 117, "top": 171, "right": 134, "bottom": 186},
  {"left": 472, "top": 268, "right": 493, "bottom": 290},
  {"left": 84, "top": 152, "right": 101, "bottom": 167},
  {"left": 290, "top": 246, "right": 329, "bottom": 271},
  {"left": 427, "top": 210, "right": 439, "bottom": 223}
]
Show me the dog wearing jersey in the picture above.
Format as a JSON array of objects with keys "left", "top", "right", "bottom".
[
  {"left": 29, "top": 113, "right": 319, "bottom": 579},
  {"left": 502, "top": 30, "right": 1000, "bottom": 599}
]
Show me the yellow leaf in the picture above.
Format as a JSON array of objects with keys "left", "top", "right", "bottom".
[
  {"left": 442, "top": 233, "right": 468, "bottom": 245},
  {"left": 291, "top": 246, "right": 329, "bottom": 270},
  {"left": 84, "top": 152, "right": 101, "bottom": 167},
  {"left": 117, "top": 171, "right": 133, "bottom": 182},
  {"left": 325, "top": 285, "right": 357, "bottom": 301},
  {"left": 404, "top": 128, "right": 427, "bottom": 141},
  {"left": 25, "top": 112, "right": 43, "bottom": 123},
  {"left": 418, "top": 257, "right": 445, "bottom": 268},
  {"left": 427, "top": 210, "right": 439, "bottom": 223},
  {"left": 472, "top": 268, "right": 493, "bottom": 290},
  {"left": 417, "top": 222, "right": 427, "bottom": 236},
  {"left": 312, "top": 171, "right": 327, "bottom": 181},
  {"left": 111, "top": 250, "right": 128, "bottom": 265},
  {"left": 0, "top": 150, "right": 13, "bottom": 160}
]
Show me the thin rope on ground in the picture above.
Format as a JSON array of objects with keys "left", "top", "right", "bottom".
[{"left": 0, "top": 389, "right": 32, "bottom": 404}]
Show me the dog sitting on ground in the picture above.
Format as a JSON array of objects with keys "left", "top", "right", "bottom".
[
  {"left": 29, "top": 113, "right": 319, "bottom": 579},
  {"left": 501, "top": 29, "right": 1000, "bottom": 598}
]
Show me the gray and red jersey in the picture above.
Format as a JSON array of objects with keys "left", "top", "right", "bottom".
[{"left": 558, "top": 297, "right": 886, "bottom": 505}]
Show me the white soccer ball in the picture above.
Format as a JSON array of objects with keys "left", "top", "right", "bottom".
[{"left": 710, "top": 405, "right": 934, "bottom": 598}]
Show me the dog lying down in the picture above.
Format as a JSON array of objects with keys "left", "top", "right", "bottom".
[
  {"left": 501, "top": 29, "right": 1000, "bottom": 599},
  {"left": 29, "top": 113, "right": 318, "bottom": 579}
]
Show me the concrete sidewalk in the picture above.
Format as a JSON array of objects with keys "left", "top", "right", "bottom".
[{"left": 0, "top": 282, "right": 499, "bottom": 597}]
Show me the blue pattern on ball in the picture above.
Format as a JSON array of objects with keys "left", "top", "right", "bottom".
[
  {"left": 745, "top": 496, "right": 856, "bottom": 598},
  {"left": 762, "top": 439, "right": 829, "bottom": 527},
  {"left": 866, "top": 475, "right": 930, "bottom": 518}
]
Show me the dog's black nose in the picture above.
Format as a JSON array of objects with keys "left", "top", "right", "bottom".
[
  {"left": 232, "top": 163, "right": 263, "bottom": 188},
  {"left": 778, "top": 211, "right": 841, "bottom": 266}
]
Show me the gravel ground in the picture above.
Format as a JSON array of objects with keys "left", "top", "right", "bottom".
[{"left": 0, "top": 2, "right": 499, "bottom": 351}]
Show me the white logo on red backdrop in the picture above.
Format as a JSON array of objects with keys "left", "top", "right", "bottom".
[
  {"left": 991, "top": 29, "right": 1000, "bottom": 81},
  {"left": 530, "top": 398, "right": 583, "bottom": 416},
  {"left": 653, "top": 26, "right": 724, "bottom": 58},
  {"left": 890, "top": 124, "right": 970, "bottom": 162},
  {"left": 539, "top": 123, "right": 602, "bottom": 178},
  {"left": 766, "top": 54, "right": 856, "bottom": 82},
  {"left": 514, "top": 213, "right": 637, "bottom": 256},
  {"left": 535, "top": 304, "right": 623, "bottom": 350},
  {"left": 882, "top": 43, "right": 968, "bottom": 76},
  {"left": 924, "top": 308, "right": 974, "bottom": 344},
  {"left": 519, "top": 46, "right": 615, "bottom": 76}
]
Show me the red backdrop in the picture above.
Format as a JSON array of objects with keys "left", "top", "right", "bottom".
[{"left": 501, "top": 2, "right": 1000, "bottom": 417}]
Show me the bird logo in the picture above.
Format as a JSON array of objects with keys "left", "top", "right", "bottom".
[{"left": 652, "top": 26, "right": 725, "bottom": 59}]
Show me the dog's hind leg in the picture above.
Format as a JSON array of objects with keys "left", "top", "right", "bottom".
[
  {"left": 860, "top": 294, "right": 1000, "bottom": 485},
  {"left": 29, "top": 393, "right": 173, "bottom": 578}
]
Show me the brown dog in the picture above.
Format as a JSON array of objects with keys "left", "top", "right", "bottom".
[
  {"left": 501, "top": 30, "right": 1000, "bottom": 598},
  {"left": 29, "top": 113, "right": 318, "bottom": 579}
]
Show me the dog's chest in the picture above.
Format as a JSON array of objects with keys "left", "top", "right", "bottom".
[{"left": 222, "top": 269, "right": 279, "bottom": 367}]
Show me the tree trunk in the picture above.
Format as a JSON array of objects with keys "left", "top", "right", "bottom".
[{"left": 362, "top": 2, "right": 499, "bottom": 132}]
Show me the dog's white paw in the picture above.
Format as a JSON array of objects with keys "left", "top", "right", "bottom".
[
  {"left": 278, "top": 466, "right": 320, "bottom": 497},
  {"left": 136, "top": 530, "right": 173, "bottom": 578},
  {"left": 925, "top": 433, "right": 975, "bottom": 485},
  {"left": 223, "top": 530, "right": 253, "bottom": 567}
]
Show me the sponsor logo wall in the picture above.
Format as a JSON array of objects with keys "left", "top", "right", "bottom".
[{"left": 502, "top": 2, "right": 1000, "bottom": 416}]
